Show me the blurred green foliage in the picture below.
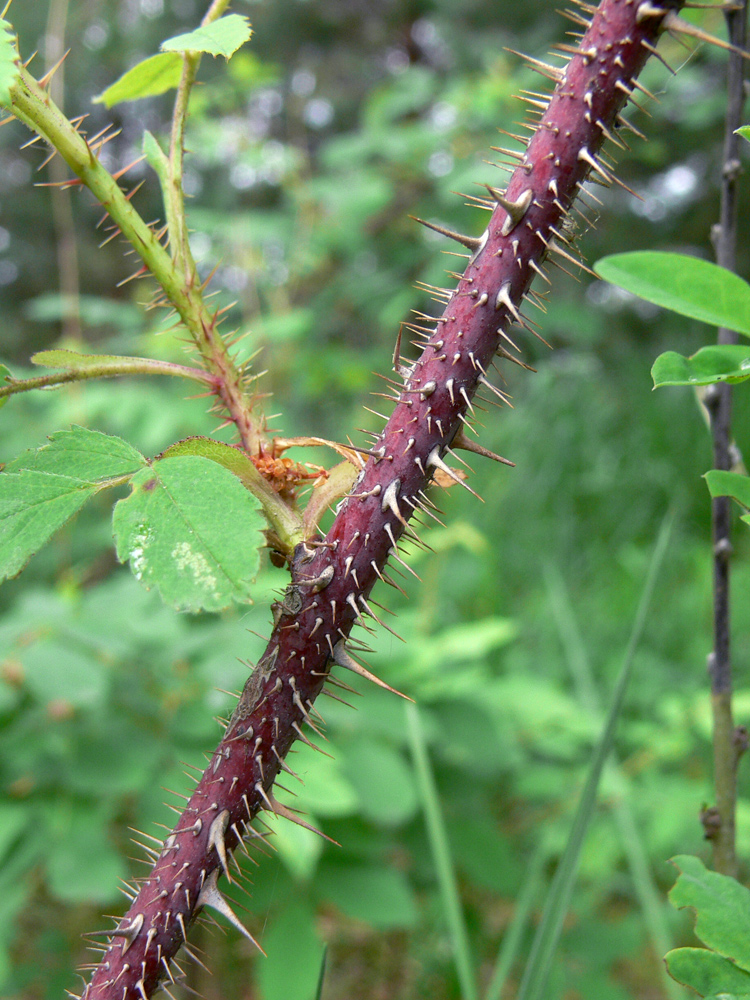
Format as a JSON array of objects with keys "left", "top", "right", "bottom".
[{"left": 1, "top": 1, "right": 750, "bottom": 999}]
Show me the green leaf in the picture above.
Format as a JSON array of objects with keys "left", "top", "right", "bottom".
[
  {"left": 669, "top": 855, "right": 750, "bottom": 973},
  {"left": 22, "top": 640, "right": 109, "bottom": 710},
  {"left": 291, "top": 742, "right": 359, "bottom": 818},
  {"left": 93, "top": 52, "right": 183, "bottom": 108},
  {"left": 46, "top": 807, "right": 126, "bottom": 904},
  {"left": 257, "top": 902, "right": 324, "bottom": 1000},
  {"left": 161, "top": 15, "right": 252, "bottom": 58},
  {"left": 666, "top": 948, "right": 750, "bottom": 997},
  {"left": 342, "top": 738, "right": 417, "bottom": 827},
  {"left": 0, "top": 428, "right": 145, "bottom": 582},
  {"left": 112, "top": 455, "right": 265, "bottom": 612},
  {"left": 0, "top": 19, "right": 19, "bottom": 107},
  {"left": 652, "top": 346, "right": 750, "bottom": 388},
  {"left": 159, "top": 436, "right": 265, "bottom": 493},
  {"left": 5, "top": 426, "right": 145, "bottom": 480},
  {"left": 735, "top": 125, "right": 750, "bottom": 143},
  {"left": 705, "top": 471, "right": 750, "bottom": 526},
  {"left": 316, "top": 863, "right": 418, "bottom": 929},
  {"left": 262, "top": 810, "right": 323, "bottom": 882},
  {"left": 595, "top": 253, "right": 750, "bottom": 336}
]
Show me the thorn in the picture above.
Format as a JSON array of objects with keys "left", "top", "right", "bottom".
[
  {"left": 196, "top": 868, "right": 265, "bottom": 954},
  {"left": 426, "top": 446, "right": 483, "bottom": 500},
  {"left": 411, "top": 216, "right": 487, "bottom": 253},
  {"left": 292, "top": 721, "right": 335, "bottom": 757},
  {"left": 111, "top": 913, "right": 144, "bottom": 955},
  {"left": 547, "top": 239, "right": 596, "bottom": 276},
  {"left": 639, "top": 38, "right": 677, "bottom": 73},
  {"left": 505, "top": 48, "right": 565, "bottom": 82},
  {"left": 494, "top": 280, "right": 524, "bottom": 325},
  {"left": 332, "top": 640, "right": 412, "bottom": 700},
  {"left": 452, "top": 429, "right": 515, "bottom": 467},
  {"left": 662, "top": 9, "right": 750, "bottom": 58},
  {"left": 266, "top": 792, "right": 341, "bottom": 845},
  {"left": 38, "top": 48, "right": 71, "bottom": 88},
  {"left": 359, "top": 595, "right": 406, "bottom": 641},
  {"left": 381, "top": 478, "right": 408, "bottom": 527},
  {"left": 207, "top": 810, "right": 232, "bottom": 883},
  {"left": 485, "top": 185, "right": 534, "bottom": 236},
  {"left": 478, "top": 373, "right": 514, "bottom": 406}
]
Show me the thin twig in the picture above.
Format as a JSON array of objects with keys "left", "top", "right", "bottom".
[{"left": 702, "top": 0, "right": 748, "bottom": 878}]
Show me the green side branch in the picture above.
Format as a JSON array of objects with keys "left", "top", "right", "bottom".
[{"left": 4, "top": 64, "right": 263, "bottom": 455}]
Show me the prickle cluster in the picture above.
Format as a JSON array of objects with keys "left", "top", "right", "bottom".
[{"left": 80, "top": 2, "right": 689, "bottom": 997}]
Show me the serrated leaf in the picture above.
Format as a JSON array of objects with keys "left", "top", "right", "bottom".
[
  {"left": 159, "top": 436, "right": 265, "bottom": 492},
  {"left": 5, "top": 426, "right": 146, "bottom": 480},
  {"left": 0, "top": 19, "right": 19, "bottom": 107},
  {"left": 595, "top": 253, "right": 750, "bottom": 336},
  {"left": 652, "top": 346, "right": 750, "bottom": 388},
  {"left": 93, "top": 52, "right": 183, "bottom": 108},
  {"left": 0, "top": 428, "right": 146, "bottom": 582},
  {"left": 112, "top": 455, "right": 264, "bottom": 612},
  {"left": 161, "top": 14, "right": 252, "bottom": 58},
  {"left": 669, "top": 855, "right": 750, "bottom": 973},
  {"left": 666, "top": 948, "right": 750, "bottom": 997}
]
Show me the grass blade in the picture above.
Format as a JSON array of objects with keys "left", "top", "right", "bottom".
[
  {"left": 545, "top": 563, "right": 685, "bottom": 1000},
  {"left": 516, "top": 514, "right": 673, "bottom": 1000},
  {"left": 484, "top": 835, "right": 551, "bottom": 1000},
  {"left": 407, "top": 701, "right": 478, "bottom": 1000}
]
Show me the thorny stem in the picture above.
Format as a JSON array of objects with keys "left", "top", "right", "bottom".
[
  {"left": 166, "top": 0, "right": 233, "bottom": 278},
  {"left": 76, "top": 4, "right": 693, "bottom": 998},
  {"left": 4, "top": 64, "right": 266, "bottom": 456},
  {"left": 703, "top": 0, "right": 748, "bottom": 878}
]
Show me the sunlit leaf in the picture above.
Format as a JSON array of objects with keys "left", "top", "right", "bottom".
[
  {"left": 93, "top": 52, "right": 183, "bottom": 108},
  {"left": 161, "top": 15, "right": 252, "bottom": 58},
  {"left": 652, "top": 345, "right": 750, "bottom": 388},
  {"left": 112, "top": 455, "right": 264, "bottom": 612},
  {"left": 595, "top": 253, "right": 750, "bottom": 336}
]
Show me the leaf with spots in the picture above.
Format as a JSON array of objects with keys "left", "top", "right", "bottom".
[{"left": 112, "top": 455, "right": 265, "bottom": 612}]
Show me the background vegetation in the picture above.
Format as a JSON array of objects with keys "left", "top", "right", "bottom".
[{"left": 1, "top": 1, "right": 749, "bottom": 998}]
